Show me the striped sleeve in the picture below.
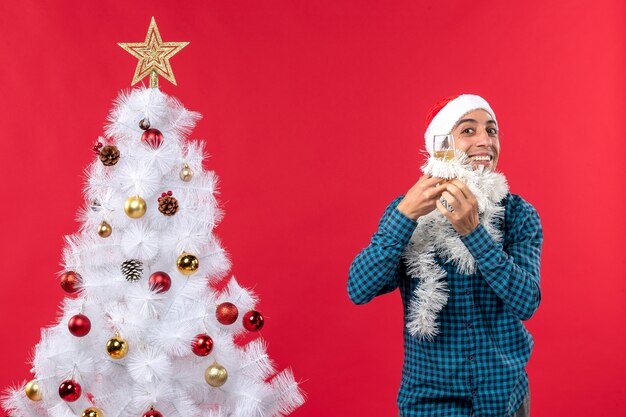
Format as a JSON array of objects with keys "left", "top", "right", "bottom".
[{"left": 348, "top": 196, "right": 417, "bottom": 305}]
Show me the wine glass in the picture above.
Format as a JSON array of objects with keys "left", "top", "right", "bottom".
[{"left": 432, "top": 134, "right": 456, "bottom": 161}]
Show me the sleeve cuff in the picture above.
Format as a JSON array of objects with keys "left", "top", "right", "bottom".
[
  {"left": 460, "top": 224, "right": 503, "bottom": 263},
  {"left": 380, "top": 207, "right": 417, "bottom": 244}
]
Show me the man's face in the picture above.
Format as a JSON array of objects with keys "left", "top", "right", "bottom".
[{"left": 451, "top": 109, "right": 500, "bottom": 172}]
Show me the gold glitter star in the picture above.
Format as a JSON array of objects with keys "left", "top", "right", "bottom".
[{"left": 118, "top": 17, "right": 189, "bottom": 88}]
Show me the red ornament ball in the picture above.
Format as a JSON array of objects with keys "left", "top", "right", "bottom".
[
  {"left": 68, "top": 314, "right": 91, "bottom": 337},
  {"left": 216, "top": 302, "right": 239, "bottom": 325},
  {"left": 191, "top": 333, "right": 214, "bottom": 356},
  {"left": 148, "top": 271, "right": 171, "bottom": 294},
  {"left": 141, "top": 128, "right": 163, "bottom": 148},
  {"left": 59, "top": 379, "right": 82, "bottom": 402},
  {"left": 243, "top": 310, "right": 264, "bottom": 331},
  {"left": 142, "top": 410, "right": 163, "bottom": 417},
  {"left": 60, "top": 271, "right": 81, "bottom": 294}
]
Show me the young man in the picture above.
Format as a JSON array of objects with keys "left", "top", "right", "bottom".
[{"left": 348, "top": 95, "right": 542, "bottom": 417}]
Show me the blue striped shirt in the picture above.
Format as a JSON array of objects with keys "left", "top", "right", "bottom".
[{"left": 348, "top": 193, "right": 543, "bottom": 416}]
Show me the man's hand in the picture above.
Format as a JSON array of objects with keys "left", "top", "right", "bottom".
[
  {"left": 436, "top": 179, "right": 479, "bottom": 236},
  {"left": 397, "top": 175, "right": 449, "bottom": 220}
]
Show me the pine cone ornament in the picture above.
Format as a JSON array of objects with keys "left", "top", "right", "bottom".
[
  {"left": 121, "top": 259, "right": 143, "bottom": 282},
  {"left": 99, "top": 145, "right": 120, "bottom": 166},
  {"left": 158, "top": 192, "right": 178, "bottom": 216}
]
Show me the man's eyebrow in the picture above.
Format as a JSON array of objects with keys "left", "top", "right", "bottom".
[
  {"left": 454, "top": 118, "right": 497, "bottom": 127},
  {"left": 456, "top": 118, "right": 477, "bottom": 125}
]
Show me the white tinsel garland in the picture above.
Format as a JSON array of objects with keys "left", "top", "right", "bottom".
[{"left": 403, "top": 153, "right": 509, "bottom": 340}]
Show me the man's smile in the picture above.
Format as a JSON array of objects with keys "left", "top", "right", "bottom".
[{"left": 469, "top": 154, "right": 493, "bottom": 161}]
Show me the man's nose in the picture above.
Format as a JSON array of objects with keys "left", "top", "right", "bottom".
[{"left": 475, "top": 129, "right": 493, "bottom": 147}]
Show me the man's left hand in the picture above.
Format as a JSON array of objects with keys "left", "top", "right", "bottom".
[{"left": 436, "top": 179, "right": 479, "bottom": 236}]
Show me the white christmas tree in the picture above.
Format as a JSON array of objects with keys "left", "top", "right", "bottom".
[{"left": 2, "top": 18, "right": 304, "bottom": 417}]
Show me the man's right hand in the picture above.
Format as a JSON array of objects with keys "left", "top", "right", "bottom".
[{"left": 396, "top": 175, "right": 449, "bottom": 220}]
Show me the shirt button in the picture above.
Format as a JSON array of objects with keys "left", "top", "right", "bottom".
[
  {"left": 466, "top": 321, "right": 473, "bottom": 328},
  {"left": 468, "top": 355, "right": 474, "bottom": 361},
  {"left": 471, "top": 390, "right": 477, "bottom": 396},
  {"left": 465, "top": 290, "right": 471, "bottom": 296}
]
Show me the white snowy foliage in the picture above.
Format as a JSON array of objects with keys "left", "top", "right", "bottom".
[
  {"left": 3, "top": 385, "right": 47, "bottom": 417},
  {"left": 2, "top": 87, "right": 303, "bottom": 417},
  {"left": 150, "top": 319, "right": 198, "bottom": 357},
  {"left": 239, "top": 339, "right": 276, "bottom": 380},
  {"left": 125, "top": 281, "right": 167, "bottom": 320},
  {"left": 127, "top": 347, "right": 173, "bottom": 384},
  {"left": 265, "top": 369, "right": 306, "bottom": 416},
  {"left": 219, "top": 277, "right": 259, "bottom": 314},
  {"left": 105, "top": 88, "right": 201, "bottom": 143},
  {"left": 120, "top": 222, "right": 160, "bottom": 262}
]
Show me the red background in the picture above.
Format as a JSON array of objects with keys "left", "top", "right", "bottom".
[{"left": 1, "top": 1, "right": 624, "bottom": 416}]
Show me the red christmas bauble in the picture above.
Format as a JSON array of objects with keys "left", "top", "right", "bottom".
[
  {"left": 68, "top": 314, "right": 91, "bottom": 337},
  {"left": 141, "top": 128, "right": 163, "bottom": 148},
  {"left": 216, "top": 302, "right": 238, "bottom": 325},
  {"left": 59, "top": 379, "right": 82, "bottom": 402},
  {"left": 60, "top": 271, "right": 81, "bottom": 294},
  {"left": 148, "top": 271, "right": 171, "bottom": 293},
  {"left": 143, "top": 410, "right": 163, "bottom": 417},
  {"left": 243, "top": 310, "right": 264, "bottom": 331},
  {"left": 191, "top": 333, "right": 214, "bottom": 356}
]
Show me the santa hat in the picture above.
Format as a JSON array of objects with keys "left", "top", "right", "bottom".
[{"left": 423, "top": 94, "right": 497, "bottom": 155}]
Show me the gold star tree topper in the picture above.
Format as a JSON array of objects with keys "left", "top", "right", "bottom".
[{"left": 118, "top": 17, "right": 189, "bottom": 88}]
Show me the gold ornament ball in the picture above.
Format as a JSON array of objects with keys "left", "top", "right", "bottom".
[
  {"left": 139, "top": 118, "right": 151, "bottom": 130},
  {"left": 180, "top": 164, "right": 193, "bottom": 182},
  {"left": 204, "top": 362, "right": 228, "bottom": 387},
  {"left": 25, "top": 380, "right": 42, "bottom": 401},
  {"left": 97, "top": 221, "right": 112, "bottom": 238},
  {"left": 82, "top": 408, "right": 103, "bottom": 417},
  {"left": 176, "top": 253, "right": 199, "bottom": 275},
  {"left": 106, "top": 336, "right": 129, "bottom": 359},
  {"left": 124, "top": 196, "right": 147, "bottom": 219}
]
